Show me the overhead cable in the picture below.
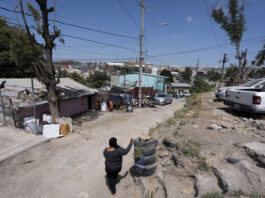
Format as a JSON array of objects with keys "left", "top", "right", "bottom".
[
  {"left": 5, "top": 21, "right": 136, "bottom": 51},
  {"left": 0, "top": 6, "right": 137, "bottom": 39}
]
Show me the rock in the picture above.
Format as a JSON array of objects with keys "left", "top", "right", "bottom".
[
  {"left": 164, "top": 175, "right": 194, "bottom": 198},
  {"left": 162, "top": 138, "right": 177, "bottom": 148},
  {"left": 207, "top": 124, "right": 222, "bottom": 131},
  {"left": 226, "top": 157, "right": 241, "bottom": 164},
  {"left": 221, "top": 123, "right": 229, "bottom": 129},
  {"left": 171, "top": 154, "right": 178, "bottom": 166},
  {"left": 213, "top": 165, "right": 252, "bottom": 195},
  {"left": 159, "top": 153, "right": 164, "bottom": 158},
  {"left": 161, "top": 159, "right": 172, "bottom": 167},
  {"left": 243, "top": 142, "right": 265, "bottom": 167},
  {"left": 242, "top": 118, "right": 248, "bottom": 122},
  {"left": 195, "top": 174, "right": 222, "bottom": 197},
  {"left": 235, "top": 160, "right": 265, "bottom": 194}
]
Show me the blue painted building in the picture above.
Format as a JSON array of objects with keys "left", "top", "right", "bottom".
[{"left": 120, "top": 73, "right": 168, "bottom": 91}]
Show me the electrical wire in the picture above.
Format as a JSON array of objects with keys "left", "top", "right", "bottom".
[
  {"left": 204, "top": 0, "right": 222, "bottom": 50},
  {"left": 151, "top": 36, "right": 265, "bottom": 58},
  {"left": 116, "top": 0, "right": 140, "bottom": 28},
  {"left": 0, "top": 6, "right": 137, "bottom": 39},
  {"left": 5, "top": 21, "right": 136, "bottom": 51}
]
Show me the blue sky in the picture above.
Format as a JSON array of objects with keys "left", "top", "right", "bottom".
[{"left": 1, "top": 0, "right": 265, "bottom": 67}]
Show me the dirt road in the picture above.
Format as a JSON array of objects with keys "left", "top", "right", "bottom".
[{"left": 0, "top": 99, "right": 184, "bottom": 198}]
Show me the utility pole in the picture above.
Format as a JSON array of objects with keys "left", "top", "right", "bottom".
[
  {"left": 138, "top": 0, "right": 145, "bottom": 107},
  {"left": 124, "top": 65, "right": 126, "bottom": 105},
  {"left": 195, "top": 58, "right": 199, "bottom": 79},
  {"left": 0, "top": 81, "right": 6, "bottom": 125},
  {"left": 31, "top": 78, "right": 38, "bottom": 134},
  {"left": 218, "top": 53, "right": 228, "bottom": 89}
]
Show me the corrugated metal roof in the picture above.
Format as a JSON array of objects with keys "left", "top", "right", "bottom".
[
  {"left": 0, "top": 78, "right": 97, "bottom": 94},
  {"left": 0, "top": 78, "right": 97, "bottom": 108}
]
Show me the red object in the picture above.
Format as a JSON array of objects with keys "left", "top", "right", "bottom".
[
  {"left": 253, "top": 96, "right": 261, "bottom": 105},
  {"left": 66, "top": 65, "right": 70, "bottom": 69}
]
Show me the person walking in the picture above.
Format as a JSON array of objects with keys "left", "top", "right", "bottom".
[{"left": 103, "top": 137, "right": 134, "bottom": 195}]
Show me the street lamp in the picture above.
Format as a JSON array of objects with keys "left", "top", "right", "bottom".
[{"left": 138, "top": 21, "right": 168, "bottom": 107}]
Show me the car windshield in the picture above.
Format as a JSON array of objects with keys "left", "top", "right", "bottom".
[
  {"left": 241, "top": 79, "right": 264, "bottom": 87},
  {"left": 157, "top": 94, "right": 166, "bottom": 97}
]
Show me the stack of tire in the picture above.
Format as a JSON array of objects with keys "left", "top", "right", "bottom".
[{"left": 134, "top": 138, "right": 158, "bottom": 176}]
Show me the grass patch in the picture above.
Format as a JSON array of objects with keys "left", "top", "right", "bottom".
[
  {"left": 181, "top": 140, "right": 200, "bottom": 158},
  {"left": 201, "top": 192, "right": 224, "bottom": 198},
  {"left": 233, "top": 190, "right": 259, "bottom": 198},
  {"left": 148, "top": 122, "right": 162, "bottom": 136},
  {"left": 179, "top": 120, "right": 186, "bottom": 126},
  {"left": 197, "top": 158, "right": 209, "bottom": 171},
  {"left": 173, "top": 126, "right": 181, "bottom": 137}
]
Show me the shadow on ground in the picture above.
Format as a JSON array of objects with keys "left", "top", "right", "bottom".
[
  {"left": 217, "top": 106, "right": 265, "bottom": 120},
  {"left": 72, "top": 110, "right": 103, "bottom": 126},
  {"left": 104, "top": 171, "right": 129, "bottom": 193}
]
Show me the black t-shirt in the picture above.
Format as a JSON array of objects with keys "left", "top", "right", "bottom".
[{"left": 103, "top": 143, "right": 132, "bottom": 171}]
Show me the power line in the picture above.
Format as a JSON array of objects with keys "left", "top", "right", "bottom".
[
  {"left": 5, "top": 21, "right": 136, "bottom": 51},
  {"left": 0, "top": 6, "right": 137, "bottom": 39},
  {"left": 204, "top": 0, "right": 222, "bottom": 50},
  {"left": 53, "top": 57, "right": 138, "bottom": 61},
  {"left": 116, "top": 0, "right": 140, "bottom": 28},
  {"left": 151, "top": 36, "right": 265, "bottom": 58},
  {"left": 0, "top": 0, "right": 139, "bottom": 36}
]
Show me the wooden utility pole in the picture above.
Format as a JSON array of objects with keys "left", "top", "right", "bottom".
[
  {"left": 218, "top": 53, "right": 228, "bottom": 88},
  {"left": 124, "top": 65, "right": 126, "bottom": 105},
  {"left": 138, "top": 0, "right": 145, "bottom": 107}
]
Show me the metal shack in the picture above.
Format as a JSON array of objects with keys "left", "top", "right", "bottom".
[{"left": 0, "top": 78, "right": 97, "bottom": 128}]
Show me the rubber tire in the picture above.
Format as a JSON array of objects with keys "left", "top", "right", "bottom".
[
  {"left": 135, "top": 163, "right": 157, "bottom": 176},
  {"left": 135, "top": 147, "right": 156, "bottom": 156},
  {"left": 134, "top": 138, "right": 158, "bottom": 147},
  {"left": 135, "top": 154, "right": 156, "bottom": 166}
]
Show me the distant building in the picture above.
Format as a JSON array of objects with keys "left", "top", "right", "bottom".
[
  {"left": 117, "top": 73, "right": 169, "bottom": 92},
  {"left": 167, "top": 82, "right": 191, "bottom": 95}
]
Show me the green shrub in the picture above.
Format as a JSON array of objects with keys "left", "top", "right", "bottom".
[
  {"left": 201, "top": 192, "right": 224, "bottom": 198},
  {"left": 190, "top": 79, "right": 212, "bottom": 93}
]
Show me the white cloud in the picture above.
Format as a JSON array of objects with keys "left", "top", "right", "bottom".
[{"left": 186, "top": 16, "right": 193, "bottom": 23}]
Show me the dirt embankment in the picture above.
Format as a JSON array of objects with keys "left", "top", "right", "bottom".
[{"left": 130, "top": 92, "right": 265, "bottom": 198}]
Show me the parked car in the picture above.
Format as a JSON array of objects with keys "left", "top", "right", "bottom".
[
  {"left": 215, "top": 78, "right": 265, "bottom": 99},
  {"left": 224, "top": 87, "right": 265, "bottom": 113},
  {"left": 154, "top": 93, "right": 172, "bottom": 105}
]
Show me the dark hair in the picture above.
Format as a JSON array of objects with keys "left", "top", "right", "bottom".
[{"left": 109, "top": 137, "right": 119, "bottom": 149}]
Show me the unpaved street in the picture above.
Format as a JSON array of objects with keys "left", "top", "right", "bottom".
[{"left": 0, "top": 99, "right": 184, "bottom": 198}]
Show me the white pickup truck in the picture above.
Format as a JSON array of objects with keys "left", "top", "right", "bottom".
[{"left": 224, "top": 88, "right": 265, "bottom": 113}]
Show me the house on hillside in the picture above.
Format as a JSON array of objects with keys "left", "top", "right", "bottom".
[
  {"left": 167, "top": 82, "right": 191, "bottom": 96},
  {"left": 112, "top": 73, "right": 169, "bottom": 92},
  {"left": 0, "top": 78, "right": 97, "bottom": 128}
]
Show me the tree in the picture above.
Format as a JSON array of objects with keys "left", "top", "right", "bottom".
[
  {"left": 20, "top": 0, "right": 63, "bottom": 123},
  {"left": 180, "top": 67, "right": 193, "bottom": 83},
  {"left": 256, "top": 44, "right": 265, "bottom": 66},
  {"left": 207, "top": 70, "right": 222, "bottom": 82},
  {"left": 225, "top": 65, "right": 238, "bottom": 78},
  {"left": 160, "top": 69, "right": 173, "bottom": 82},
  {"left": 212, "top": 0, "right": 247, "bottom": 79},
  {"left": 190, "top": 79, "right": 212, "bottom": 93},
  {"left": 0, "top": 18, "right": 42, "bottom": 77},
  {"left": 87, "top": 71, "right": 110, "bottom": 88}
]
